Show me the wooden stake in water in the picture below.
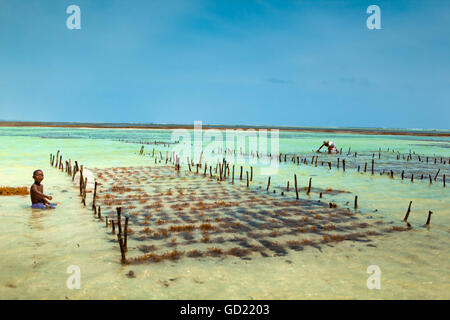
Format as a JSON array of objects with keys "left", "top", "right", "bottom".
[
  {"left": 403, "top": 201, "right": 412, "bottom": 222},
  {"left": 92, "top": 181, "right": 97, "bottom": 209},
  {"left": 354, "top": 195, "right": 358, "bottom": 209},
  {"left": 266, "top": 176, "right": 271, "bottom": 191},
  {"left": 426, "top": 211, "right": 433, "bottom": 226},
  {"left": 232, "top": 165, "right": 235, "bottom": 184},
  {"left": 294, "top": 174, "right": 299, "bottom": 199},
  {"left": 307, "top": 178, "right": 311, "bottom": 195},
  {"left": 82, "top": 177, "right": 87, "bottom": 206},
  {"left": 117, "top": 233, "right": 126, "bottom": 264},
  {"left": 116, "top": 207, "right": 122, "bottom": 235},
  {"left": 55, "top": 150, "right": 60, "bottom": 168},
  {"left": 246, "top": 171, "right": 249, "bottom": 188},
  {"left": 434, "top": 169, "right": 440, "bottom": 181}
]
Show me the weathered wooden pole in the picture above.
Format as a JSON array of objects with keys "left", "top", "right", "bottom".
[
  {"left": 246, "top": 171, "right": 249, "bottom": 188},
  {"left": 79, "top": 165, "right": 84, "bottom": 196},
  {"left": 116, "top": 207, "right": 122, "bottom": 235},
  {"left": 266, "top": 176, "right": 271, "bottom": 191},
  {"left": 250, "top": 167, "right": 253, "bottom": 181},
  {"left": 92, "top": 181, "right": 97, "bottom": 209},
  {"left": 72, "top": 161, "right": 78, "bottom": 181},
  {"left": 342, "top": 159, "right": 345, "bottom": 172},
  {"left": 55, "top": 150, "right": 60, "bottom": 168},
  {"left": 117, "top": 233, "right": 126, "bottom": 264},
  {"left": 286, "top": 181, "right": 289, "bottom": 192},
  {"left": 307, "top": 178, "right": 311, "bottom": 195},
  {"left": 403, "top": 201, "right": 412, "bottom": 222},
  {"left": 240, "top": 166, "right": 243, "bottom": 180},
  {"left": 98, "top": 206, "right": 101, "bottom": 218},
  {"left": 354, "top": 195, "right": 358, "bottom": 209},
  {"left": 426, "top": 211, "right": 433, "bottom": 226},
  {"left": 232, "top": 165, "right": 235, "bottom": 184},
  {"left": 434, "top": 169, "right": 440, "bottom": 181},
  {"left": 294, "top": 174, "right": 299, "bottom": 200},
  {"left": 371, "top": 159, "right": 374, "bottom": 175},
  {"left": 82, "top": 177, "right": 87, "bottom": 206}
]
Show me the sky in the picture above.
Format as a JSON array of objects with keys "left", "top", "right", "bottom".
[{"left": 0, "top": 0, "right": 449, "bottom": 129}]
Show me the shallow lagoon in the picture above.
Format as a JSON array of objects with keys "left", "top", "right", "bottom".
[{"left": 0, "top": 126, "right": 448, "bottom": 299}]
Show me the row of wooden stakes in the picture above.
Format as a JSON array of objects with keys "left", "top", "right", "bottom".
[{"left": 50, "top": 151, "right": 129, "bottom": 264}]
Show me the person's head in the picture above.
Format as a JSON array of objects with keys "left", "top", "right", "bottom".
[
  {"left": 33, "top": 170, "right": 44, "bottom": 183},
  {"left": 323, "top": 140, "right": 328, "bottom": 145}
]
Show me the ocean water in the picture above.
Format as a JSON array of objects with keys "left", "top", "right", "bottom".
[{"left": 0, "top": 126, "right": 448, "bottom": 299}]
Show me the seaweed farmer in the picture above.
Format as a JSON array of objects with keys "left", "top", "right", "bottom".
[
  {"left": 30, "top": 170, "right": 56, "bottom": 209},
  {"left": 317, "top": 140, "right": 338, "bottom": 154}
]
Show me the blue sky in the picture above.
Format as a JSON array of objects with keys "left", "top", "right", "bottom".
[{"left": 0, "top": 0, "right": 449, "bottom": 129}]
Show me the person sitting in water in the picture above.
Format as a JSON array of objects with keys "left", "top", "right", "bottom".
[
  {"left": 317, "top": 140, "right": 338, "bottom": 154},
  {"left": 30, "top": 170, "right": 56, "bottom": 209}
]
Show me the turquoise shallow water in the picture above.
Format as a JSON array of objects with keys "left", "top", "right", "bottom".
[{"left": 0, "top": 126, "right": 448, "bottom": 299}]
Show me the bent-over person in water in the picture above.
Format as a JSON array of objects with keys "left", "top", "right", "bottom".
[
  {"left": 317, "top": 140, "right": 338, "bottom": 154},
  {"left": 30, "top": 169, "right": 55, "bottom": 209}
]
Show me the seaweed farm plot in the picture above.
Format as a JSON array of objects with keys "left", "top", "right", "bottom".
[
  {"left": 277, "top": 149, "right": 449, "bottom": 186},
  {"left": 90, "top": 166, "right": 407, "bottom": 264}
]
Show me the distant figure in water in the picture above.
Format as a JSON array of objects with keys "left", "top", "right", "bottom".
[
  {"left": 317, "top": 140, "right": 338, "bottom": 154},
  {"left": 30, "top": 170, "right": 56, "bottom": 209}
]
